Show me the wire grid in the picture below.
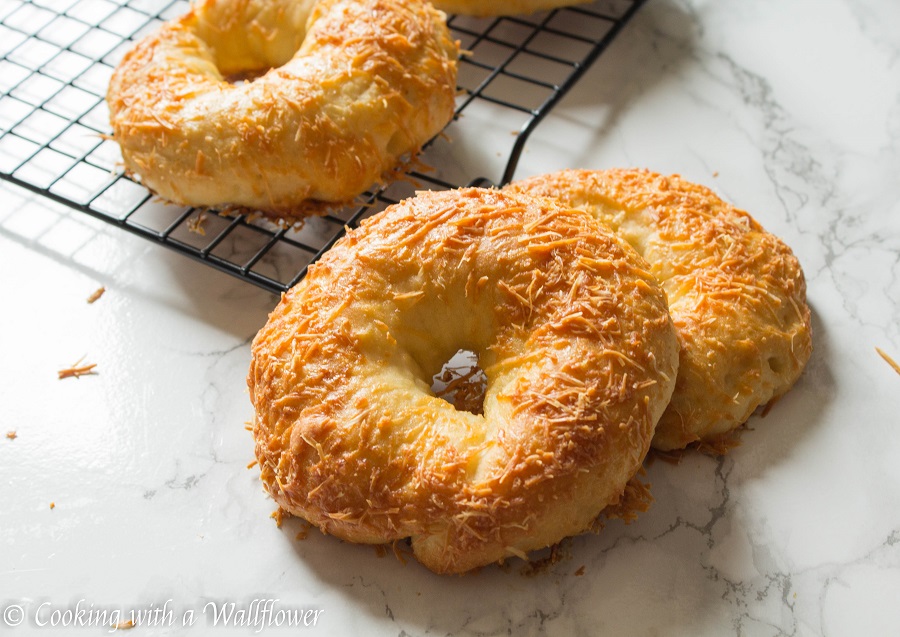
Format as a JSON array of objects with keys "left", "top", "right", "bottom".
[{"left": 0, "top": 0, "right": 646, "bottom": 294}]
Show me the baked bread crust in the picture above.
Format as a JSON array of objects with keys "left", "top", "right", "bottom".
[
  {"left": 248, "top": 187, "right": 679, "bottom": 573},
  {"left": 106, "top": 0, "right": 458, "bottom": 217},
  {"left": 507, "top": 169, "right": 812, "bottom": 450}
]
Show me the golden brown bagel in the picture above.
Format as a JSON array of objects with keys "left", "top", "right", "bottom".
[
  {"left": 248, "top": 187, "right": 679, "bottom": 574},
  {"left": 506, "top": 169, "right": 812, "bottom": 451},
  {"left": 106, "top": 0, "right": 458, "bottom": 217},
  {"left": 433, "top": 0, "right": 589, "bottom": 16}
]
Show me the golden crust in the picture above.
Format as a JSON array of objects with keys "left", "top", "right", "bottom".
[
  {"left": 106, "top": 0, "right": 459, "bottom": 217},
  {"left": 433, "top": 0, "right": 589, "bottom": 16},
  {"left": 506, "top": 169, "right": 813, "bottom": 451},
  {"left": 248, "top": 187, "right": 679, "bottom": 573}
]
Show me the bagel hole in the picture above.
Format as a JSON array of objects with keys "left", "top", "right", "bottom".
[
  {"left": 431, "top": 349, "right": 487, "bottom": 416},
  {"left": 224, "top": 68, "right": 271, "bottom": 85}
]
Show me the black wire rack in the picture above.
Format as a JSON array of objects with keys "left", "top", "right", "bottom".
[{"left": 0, "top": 0, "right": 646, "bottom": 294}]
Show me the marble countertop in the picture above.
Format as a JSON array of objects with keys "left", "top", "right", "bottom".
[{"left": 3, "top": 0, "right": 899, "bottom": 634}]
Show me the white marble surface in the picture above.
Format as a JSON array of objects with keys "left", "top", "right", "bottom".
[{"left": 3, "top": 0, "right": 900, "bottom": 634}]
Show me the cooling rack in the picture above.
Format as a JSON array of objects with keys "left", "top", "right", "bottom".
[{"left": 0, "top": 0, "right": 647, "bottom": 294}]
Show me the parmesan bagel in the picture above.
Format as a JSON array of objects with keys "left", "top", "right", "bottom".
[
  {"left": 248, "top": 187, "right": 679, "bottom": 574},
  {"left": 433, "top": 0, "right": 589, "bottom": 16},
  {"left": 507, "top": 169, "right": 812, "bottom": 451},
  {"left": 106, "top": 0, "right": 458, "bottom": 217}
]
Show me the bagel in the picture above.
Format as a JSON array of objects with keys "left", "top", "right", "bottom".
[
  {"left": 106, "top": 0, "right": 458, "bottom": 217},
  {"left": 248, "top": 187, "right": 679, "bottom": 573},
  {"left": 506, "top": 169, "right": 812, "bottom": 451},
  {"left": 433, "top": 0, "right": 589, "bottom": 16}
]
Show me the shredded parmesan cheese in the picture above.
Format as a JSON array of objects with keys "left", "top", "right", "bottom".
[
  {"left": 295, "top": 521, "right": 311, "bottom": 541},
  {"left": 877, "top": 347, "right": 900, "bottom": 377},
  {"left": 187, "top": 212, "right": 207, "bottom": 235},
  {"left": 270, "top": 507, "right": 289, "bottom": 528},
  {"left": 86, "top": 287, "right": 106, "bottom": 304},
  {"left": 58, "top": 358, "right": 98, "bottom": 380}
]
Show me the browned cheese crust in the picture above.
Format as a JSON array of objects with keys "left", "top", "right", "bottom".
[
  {"left": 106, "top": 0, "right": 458, "bottom": 217},
  {"left": 506, "top": 169, "right": 812, "bottom": 451},
  {"left": 432, "top": 0, "right": 589, "bottom": 16},
  {"left": 248, "top": 188, "right": 679, "bottom": 573}
]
